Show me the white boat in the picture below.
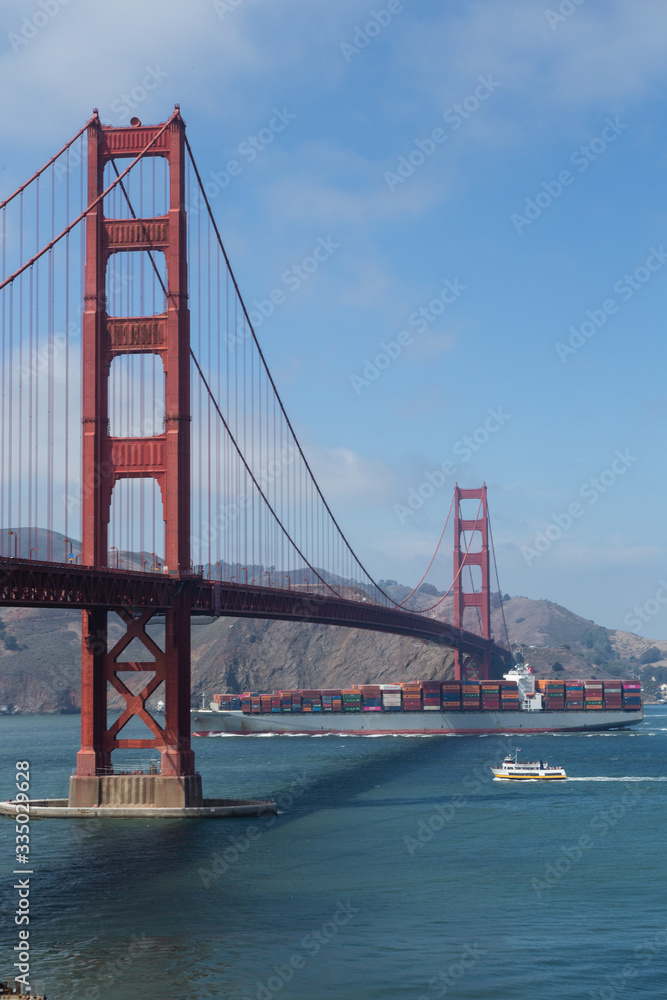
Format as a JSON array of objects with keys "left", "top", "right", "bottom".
[{"left": 491, "top": 750, "right": 567, "bottom": 780}]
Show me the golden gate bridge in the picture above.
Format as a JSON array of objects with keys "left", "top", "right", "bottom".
[{"left": 0, "top": 107, "right": 511, "bottom": 809}]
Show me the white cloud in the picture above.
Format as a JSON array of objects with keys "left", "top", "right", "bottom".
[
  {"left": 256, "top": 141, "right": 446, "bottom": 231},
  {"left": 0, "top": 0, "right": 310, "bottom": 149},
  {"left": 547, "top": 541, "right": 663, "bottom": 569},
  {"left": 395, "top": 0, "right": 667, "bottom": 138},
  {"left": 407, "top": 330, "right": 457, "bottom": 360},
  {"left": 307, "top": 445, "right": 399, "bottom": 505},
  {"left": 371, "top": 528, "right": 447, "bottom": 563}
]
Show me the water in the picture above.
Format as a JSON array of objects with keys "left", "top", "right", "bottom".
[{"left": 1, "top": 709, "right": 667, "bottom": 999}]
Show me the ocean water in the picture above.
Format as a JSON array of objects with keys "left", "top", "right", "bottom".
[{"left": 1, "top": 708, "right": 666, "bottom": 999}]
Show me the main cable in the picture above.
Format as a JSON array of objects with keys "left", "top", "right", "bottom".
[
  {"left": 0, "top": 112, "right": 98, "bottom": 212},
  {"left": 489, "top": 512, "right": 511, "bottom": 651},
  {"left": 0, "top": 110, "right": 179, "bottom": 293},
  {"left": 183, "top": 135, "right": 398, "bottom": 607}
]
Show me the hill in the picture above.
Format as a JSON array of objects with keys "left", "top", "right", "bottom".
[{"left": 494, "top": 594, "right": 667, "bottom": 697}]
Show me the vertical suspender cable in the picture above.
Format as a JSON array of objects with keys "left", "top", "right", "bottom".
[
  {"left": 47, "top": 160, "right": 55, "bottom": 562},
  {"left": 64, "top": 147, "right": 70, "bottom": 555},
  {"left": 1, "top": 203, "right": 5, "bottom": 549}
]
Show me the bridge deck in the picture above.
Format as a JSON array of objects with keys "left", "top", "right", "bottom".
[{"left": 0, "top": 557, "right": 510, "bottom": 663}]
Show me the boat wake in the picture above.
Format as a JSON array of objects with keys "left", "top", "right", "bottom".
[
  {"left": 197, "top": 731, "right": 443, "bottom": 738},
  {"left": 568, "top": 776, "right": 667, "bottom": 782}
]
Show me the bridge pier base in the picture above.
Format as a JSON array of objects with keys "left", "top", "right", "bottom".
[
  {"left": 0, "top": 796, "right": 278, "bottom": 820},
  {"left": 68, "top": 773, "right": 203, "bottom": 809}
]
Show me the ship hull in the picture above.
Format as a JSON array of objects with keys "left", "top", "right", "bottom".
[
  {"left": 491, "top": 773, "right": 567, "bottom": 780},
  {"left": 191, "top": 707, "right": 643, "bottom": 736}
]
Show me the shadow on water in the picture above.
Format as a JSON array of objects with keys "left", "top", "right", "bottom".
[
  {"left": 16, "top": 719, "right": 654, "bottom": 927},
  {"left": 27, "top": 733, "right": 508, "bottom": 884}
]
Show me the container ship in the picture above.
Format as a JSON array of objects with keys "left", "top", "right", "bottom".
[{"left": 191, "top": 667, "right": 643, "bottom": 736}]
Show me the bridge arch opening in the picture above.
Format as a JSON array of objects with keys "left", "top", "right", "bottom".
[
  {"left": 103, "top": 156, "right": 169, "bottom": 220},
  {"left": 460, "top": 529, "right": 484, "bottom": 554},
  {"left": 459, "top": 496, "right": 484, "bottom": 521},
  {"left": 108, "top": 477, "right": 165, "bottom": 571},
  {"left": 463, "top": 564, "right": 483, "bottom": 592},
  {"left": 106, "top": 249, "right": 167, "bottom": 318},
  {"left": 108, "top": 353, "right": 165, "bottom": 438}
]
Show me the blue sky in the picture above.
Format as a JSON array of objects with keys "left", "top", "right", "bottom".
[{"left": 1, "top": 0, "right": 667, "bottom": 636}]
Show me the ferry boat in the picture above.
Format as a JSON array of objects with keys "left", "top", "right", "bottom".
[
  {"left": 191, "top": 666, "right": 643, "bottom": 736},
  {"left": 491, "top": 750, "right": 567, "bottom": 780}
]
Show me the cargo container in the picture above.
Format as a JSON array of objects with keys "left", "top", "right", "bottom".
[
  {"left": 603, "top": 680, "right": 623, "bottom": 709},
  {"left": 442, "top": 681, "right": 462, "bottom": 711},
  {"left": 341, "top": 689, "right": 362, "bottom": 712},
  {"left": 401, "top": 682, "right": 422, "bottom": 711},
  {"left": 381, "top": 687, "right": 402, "bottom": 712},
  {"left": 462, "top": 684, "right": 481, "bottom": 710},
  {"left": 422, "top": 682, "right": 441, "bottom": 711}
]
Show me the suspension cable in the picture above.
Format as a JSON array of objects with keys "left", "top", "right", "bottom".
[
  {"left": 0, "top": 112, "right": 98, "bottom": 212},
  {"left": 183, "top": 135, "right": 396, "bottom": 606},
  {"left": 0, "top": 110, "right": 179, "bottom": 293},
  {"left": 489, "top": 512, "right": 511, "bottom": 650},
  {"left": 107, "top": 151, "right": 344, "bottom": 597},
  {"left": 395, "top": 492, "right": 455, "bottom": 606},
  {"left": 190, "top": 349, "right": 348, "bottom": 598},
  {"left": 413, "top": 497, "right": 484, "bottom": 614}
]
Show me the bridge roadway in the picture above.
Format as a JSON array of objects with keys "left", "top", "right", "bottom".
[{"left": 0, "top": 557, "right": 511, "bottom": 666}]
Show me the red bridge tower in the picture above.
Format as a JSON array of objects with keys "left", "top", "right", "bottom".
[
  {"left": 452, "top": 484, "right": 492, "bottom": 681},
  {"left": 71, "top": 111, "right": 198, "bottom": 807}
]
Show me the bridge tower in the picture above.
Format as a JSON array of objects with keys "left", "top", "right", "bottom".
[
  {"left": 452, "top": 484, "right": 492, "bottom": 681},
  {"left": 71, "top": 111, "right": 198, "bottom": 807}
]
